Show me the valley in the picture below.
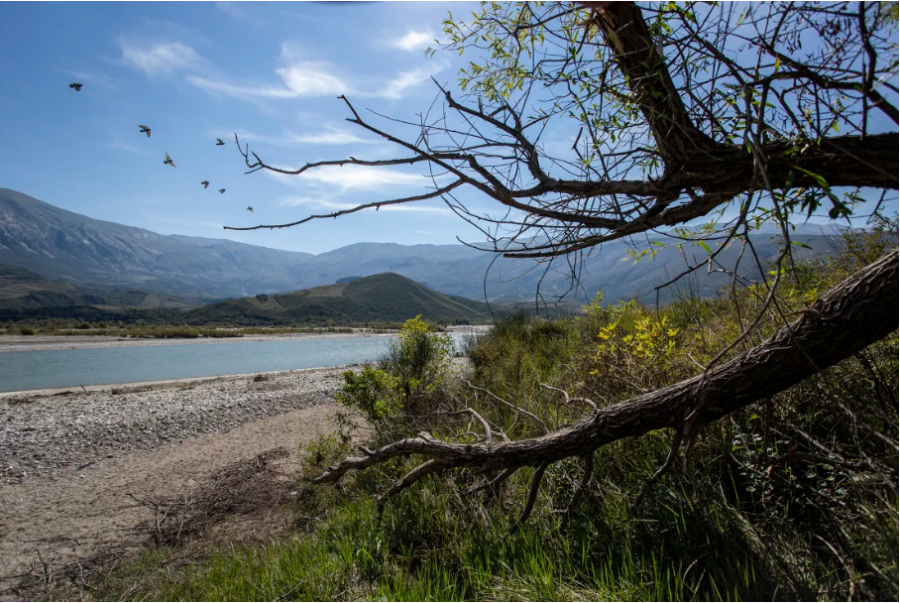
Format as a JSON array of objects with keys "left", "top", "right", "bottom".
[{"left": 0, "top": 189, "right": 839, "bottom": 322}]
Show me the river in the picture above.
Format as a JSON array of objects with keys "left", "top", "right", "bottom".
[{"left": 0, "top": 333, "right": 474, "bottom": 393}]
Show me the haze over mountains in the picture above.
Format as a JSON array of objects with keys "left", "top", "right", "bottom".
[{"left": 0, "top": 188, "right": 844, "bottom": 307}]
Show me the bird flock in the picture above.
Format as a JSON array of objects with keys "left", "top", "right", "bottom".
[{"left": 69, "top": 82, "right": 254, "bottom": 213}]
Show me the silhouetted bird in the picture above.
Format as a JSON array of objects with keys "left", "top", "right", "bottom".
[
  {"left": 201, "top": 180, "right": 210, "bottom": 189},
  {"left": 69, "top": 83, "right": 83, "bottom": 91},
  {"left": 216, "top": 138, "right": 225, "bottom": 146},
  {"left": 247, "top": 206, "right": 254, "bottom": 212},
  {"left": 164, "top": 152, "right": 176, "bottom": 168},
  {"left": 139, "top": 125, "right": 151, "bottom": 137},
  {"left": 219, "top": 188, "right": 226, "bottom": 194}
]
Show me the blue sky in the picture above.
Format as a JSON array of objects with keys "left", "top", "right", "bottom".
[
  {"left": 0, "top": 2, "right": 893, "bottom": 255},
  {"left": 0, "top": 1, "right": 498, "bottom": 253}
]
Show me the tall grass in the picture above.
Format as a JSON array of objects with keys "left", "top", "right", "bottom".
[{"left": 95, "top": 231, "right": 898, "bottom": 601}]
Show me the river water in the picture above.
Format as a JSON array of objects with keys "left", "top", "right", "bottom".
[{"left": 0, "top": 334, "right": 473, "bottom": 393}]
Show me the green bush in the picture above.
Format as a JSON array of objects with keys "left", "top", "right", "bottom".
[
  {"left": 385, "top": 315, "right": 453, "bottom": 399},
  {"left": 337, "top": 316, "right": 453, "bottom": 438},
  {"left": 337, "top": 365, "right": 400, "bottom": 425}
]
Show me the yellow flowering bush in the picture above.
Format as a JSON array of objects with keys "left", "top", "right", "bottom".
[{"left": 588, "top": 301, "right": 683, "bottom": 398}]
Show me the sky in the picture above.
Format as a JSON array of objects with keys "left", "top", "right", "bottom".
[
  {"left": 0, "top": 0, "right": 498, "bottom": 254},
  {"left": 0, "top": 2, "right": 893, "bottom": 256}
]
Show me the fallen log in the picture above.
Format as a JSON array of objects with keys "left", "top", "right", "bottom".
[{"left": 315, "top": 251, "right": 898, "bottom": 519}]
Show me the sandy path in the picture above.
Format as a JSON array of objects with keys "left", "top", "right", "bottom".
[{"left": 0, "top": 403, "right": 347, "bottom": 592}]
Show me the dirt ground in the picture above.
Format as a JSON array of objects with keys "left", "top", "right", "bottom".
[{"left": 0, "top": 403, "right": 349, "bottom": 599}]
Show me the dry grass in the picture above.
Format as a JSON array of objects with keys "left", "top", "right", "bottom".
[{"left": 128, "top": 447, "right": 294, "bottom": 546}]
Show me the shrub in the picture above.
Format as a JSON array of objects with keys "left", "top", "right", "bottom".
[
  {"left": 384, "top": 315, "right": 453, "bottom": 400},
  {"left": 337, "top": 365, "right": 400, "bottom": 426},
  {"left": 337, "top": 316, "right": 453, "bottom": 438}
]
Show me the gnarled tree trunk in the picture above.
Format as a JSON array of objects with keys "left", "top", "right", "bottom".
[{"left": 315, "top": 251, "right": 898, "bottom": 509}]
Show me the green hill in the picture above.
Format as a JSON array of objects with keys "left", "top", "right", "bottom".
[
  {"left": 0, "top": 264, "right": 195, "bottom": 324},
  {"left": 182, "top": 273, "right": 496, "bottom": 326}
]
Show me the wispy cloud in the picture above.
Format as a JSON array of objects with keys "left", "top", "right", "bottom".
[
  {"left": 188, "top": 60, "right": 350, "bottom": 101},
  {"left": 297, "top": 131, "right": 374, "bottom": 145},
  {"left": 118, "top": 39, "right": 204, "bottom": 76},
  {"left": 389, "top": 30, "right": 437, "bottom": 52},
  {"left": 378, "top": 65, "right": 439, "bottom": 100},
  {"left": 189, "top": 42, "right": 443, "bottom": 102},
  {"left": 380, "top": 205, "right": 453, "bottom": 215},
  {"left": 275, "top": 61, "right": 351, "bottom": 96},
  {"left": 213, "top": 127, "right": 377, "bottom": 147},
  {"left": 294, "top": 164, "right": 439, "bottom": 191},
  {"left": 280, "top": 196, "right": 353, "bottom": 210},
  {"left": 267, "top": 165, "right": 446, "bottom": 195},
  {"left": 280, "top": 195, "right": 452, "bottom": 215},
  {"left": 187, "top": 76, "right": 299, "bottom": 100}
]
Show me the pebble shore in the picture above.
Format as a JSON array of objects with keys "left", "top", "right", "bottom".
[{"left": 0, "top": 367, "right": 348, "bottom": 485}]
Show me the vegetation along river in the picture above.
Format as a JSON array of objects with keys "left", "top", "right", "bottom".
[{"left": 0, "top": 334, "right": 470, "bottom": 393}]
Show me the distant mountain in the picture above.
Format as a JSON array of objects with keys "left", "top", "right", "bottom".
[
  {"left": 0, "top": 264, "right": 191, "bottom": 312},
  {"left": 0, "top": 188, "right": 312, "bottom": 301},
  {"left": 181, "top": 273, "right": 495, "bottom": 326},
  {"left": 0, "top": 188, "right": 847, "bottom": 307}
]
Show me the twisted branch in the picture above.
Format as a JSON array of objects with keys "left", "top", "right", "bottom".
[{"left": 314, "top": 251, "right": 898, "bottom": 521}]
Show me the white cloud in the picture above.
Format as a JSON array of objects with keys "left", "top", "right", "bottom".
[
  {"left": 279, "top": 195, "right": 452, "bottom": 215},
  {"left": 118, "top": 40, "right": 204, "bottom": 76},
  {"left": 380, "top": 205, "right": 453, "bottom": 215},
  {"left": 214, "top": 127, "right": 376, "bottom": 147},
  {"left": 189, "top": 38, "right": 443, "bottom": 102},
  {"left": 296, "top": 164, "right": 438, "bottom": 191},
  {"left": 187, "top": 76, "right": 298, "bottom": 100},
  {"left": 275, "top": 62, "right": 351, "bottom": 96},
  {"left": 280, "top": 196, "right": 350, "bottom": 209},
  {"left": 297, "top": 131, "right": 374, "bottom": 145},
  {"left": 378, "top": 65, "right": 437, "bottom": 100},
  {"left": 390, "top": 30, "right": 436, "bottom": 52},
  {"left": 187, "top": 60, "right": 350, "bottom": 101}
]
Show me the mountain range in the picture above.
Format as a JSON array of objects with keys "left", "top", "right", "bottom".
[{"left": 0, "top": 187, "right": 845, "bottom": 308}]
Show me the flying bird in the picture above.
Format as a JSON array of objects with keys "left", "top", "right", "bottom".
[
  {"left": 216, "top": 138, "right": 225, "bottom": 146},
  {"left": 201, "top": 180, "right": 210, "bottom": 189},
  {"left": 247, "top": 206, "right": 254, "bottom": 212},
  {"left": 218, "top": 188, "right": 226, "bottom": 194},
  {"left": 139, "top": 125, "right": 151, "bottom": 137},
  {"left": 163, "top": 152, "right": 176, "bottom": 168},
  {"left": 69, "top": 83, "right": 83, "bottom": 91}
]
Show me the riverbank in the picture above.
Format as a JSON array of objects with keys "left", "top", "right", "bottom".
[
  {"left": 0, "top": 367, "right": 358, "bottom": 595},
  {"left": 0, "top": 367, "right": 350, "bottom": 485}
]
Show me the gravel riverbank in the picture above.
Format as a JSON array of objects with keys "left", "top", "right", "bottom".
[{"left": 0, "top": 367, "right": 347, "bottom": 485}]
